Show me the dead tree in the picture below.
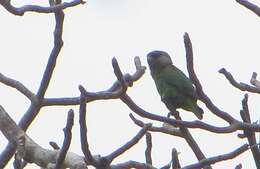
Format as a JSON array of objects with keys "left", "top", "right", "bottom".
[{"left": 0, "top": 0, "right": 260, "bottom": 168}]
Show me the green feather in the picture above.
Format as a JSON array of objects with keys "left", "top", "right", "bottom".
[{"left": 147, "top": 50, "right": 204, "bottom": 119}]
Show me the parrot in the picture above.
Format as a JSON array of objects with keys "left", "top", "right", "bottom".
[{"left": 147, "top": 50, "right": 204, "bottom": 120}]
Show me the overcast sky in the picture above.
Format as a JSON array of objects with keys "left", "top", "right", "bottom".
[{"left": 1, "top": 0, "right": 260, "bottom": 168}]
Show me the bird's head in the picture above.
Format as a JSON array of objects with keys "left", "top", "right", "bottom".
[{"left": 147, "top": 50, "right": 173, "bottom": 70}]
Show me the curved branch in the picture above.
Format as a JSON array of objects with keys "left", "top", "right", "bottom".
[
  {"left": 219, "top": 68, "right": 260, "bottom": 94},
  {"left": 121, "top": 94, "right": 253, "bottom": 133},
  {"left": 0, "top": 1, "right": 66, "bottom": 167},
  {"left": 41, "top": 56, "right": 146, "bottom": 106},
  {"left": 105, "top": 123, "right": 151, "bottom": 163},
  {"left": 129, "top": 113, "right": 183, "bottom": 137},
  {"left": 183, "top": 32, "right": 236, "bottom": 124},
  {"left": 0, "top": 105, "right": 88, "bottom": 169},
  {"left": 181, "top": 144, "right": 249, "bottom": 169},
  {"left": 236, "top": 0, "right": 260, "bottom": 17},
  {"left": 0, "top": 0, "right": 85, "bottom": 16},
  {"left": 0, "top": 73, "right": 37, "bottom": 102}
]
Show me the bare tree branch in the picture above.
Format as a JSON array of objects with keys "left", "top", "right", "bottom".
[
  {"left": 49, "top": 142, "right": 60, "bottom": 150},
  {"left": 170, "top": 112, "right": 212, "bottom": 169},
  {"left": 0, "top": 0, "right": 85, "bottom": 16},
  {"left": 121, "top": 94, "right": 260, "bottom": 133},
  {"left": 0, "top": 105, "right": 88, "bottom": 169},
  {"left": 36, "top": 3, "right": 64, "bottom": 99},
  {"left": 41, "top": 56, "right": 146, "bottom": 106},
  {"left": 239, "top": 94, "right": 260, "bottom": 168},
  {"left": 0, "top": 73, "right": 37, "bottom": 102},
  {"left": 236, "top": 0, "right": 260, "bottom": 17},
  {"left": 105, "top": 123, "right": 151, "bottom": 163},
  {"left": 172, "top": 148, "right": 181, "bottom": 169},
  {"left": 219, "top": 68, "right": 260, "bottom": 94},
  {"left": 0, "top": 0, "right": 66, "bottom": 166},
  {"left": 54, "top": 109, "right": 74, "bottom": 169},
  {"left": 181, "top": 144, "right": 249, "bottom": 169},
  {"left": 78, "top": 86, "right": 96, "bottom": 166},
  {"left": 145, "top": 132, "right": 152, "bottom": 165},
  {"left": 184, "top": 32, "right": 236, "bottom": 124},
  {"left": 250, "top": 72, "right": 260, "bottom": 88},
  {"left": 112, "top": 57, "right": 127, "bottom": 93},
  {"left": 129, "top": 114, "right": 183, "bottom": 137},
  {"left": 235, "top": 163, "right": 242, "bottom": 169},
  {"left": 111, "top": 160, "right": 157, "bottom": 169}
]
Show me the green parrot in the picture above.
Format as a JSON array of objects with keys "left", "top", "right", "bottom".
[{"left": 147, "top": 50, "right": 204, "bottom": 119}]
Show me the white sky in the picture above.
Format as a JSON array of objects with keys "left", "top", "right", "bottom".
[{"left": 1, "top": 0, "right": 260, "bottom": 168}]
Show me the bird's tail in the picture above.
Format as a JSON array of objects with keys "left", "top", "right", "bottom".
[{"left": 193, "top": 105, "right": 204, "bottom": 120}]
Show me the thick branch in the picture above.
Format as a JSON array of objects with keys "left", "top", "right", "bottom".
[
  {"left": 0, "top": 0, "right": 85, "bottom": 16},
  {"left": 0, "top": 105, "right": 87, "bottom": 168}
]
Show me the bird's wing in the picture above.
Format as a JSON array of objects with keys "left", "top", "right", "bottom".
[{"left": 161, "top": 65, "right": 197, "bottom": 99}]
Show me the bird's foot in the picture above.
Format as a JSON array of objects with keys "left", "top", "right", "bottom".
[{"left": 167, "top": 111, "right": 180, "bottom": 120}]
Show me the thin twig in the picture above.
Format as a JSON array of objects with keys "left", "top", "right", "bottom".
[
  {"left": 49, "top": 142, "right": 60, "bottom": 150},
  {"left": 105, "top": 123, "right": 151, "bottom": 163},
  {"left": 41, "top": 56, "right": 145, "bottom": 107},
  {"left": 145, "top": 132, "right": 152, "bottom": 165},
  {"left": 172, "top": 148, "right": 181, "bottom": 169},
  {"left": 181, "top": 144, "right": 249, "bottom": 169},
  {"left": 112, "top": 57, "right": 127, "bottom": 93},
  {"left": 78, "top": 85, "right": 96, "bottom": 166},
  {"left": 250, "top": 72, "right": 260, "bottom": 88},
  {"left": 0, "top": 73, "right": 37, "bottom": 102},
  {"left": 239, "top": 94, "right": 260, "bottom": 168},
  {"left": 54, "top": 109, "right": 74, "bottom": 169},
  {"left": 121, "top": 94, "right": 260, "bottom": 133},
  {"left": 129, "top": 114, "right": 183, "bottom": 137},
  {"left": 219, "top": 68, "right": 260, "bottom": 94},
  {"left": 37, "top": 3, "right": 64, "bottom": 99}
]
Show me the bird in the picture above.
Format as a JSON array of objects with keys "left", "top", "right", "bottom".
[{"left": 147, "top": 50, "right": 204, "bottom": 119}]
